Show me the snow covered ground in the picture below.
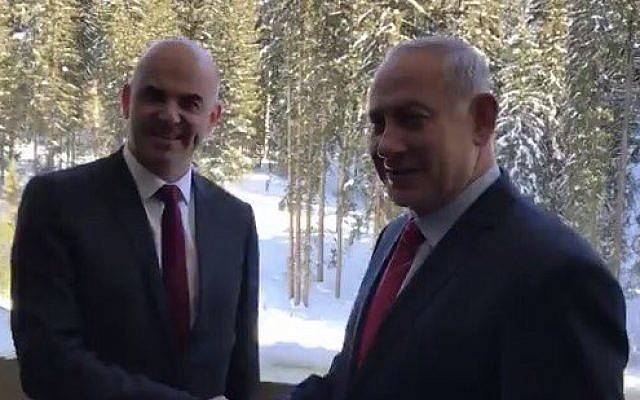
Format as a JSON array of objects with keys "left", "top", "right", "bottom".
[{"left": 224, "top": 172, "right": 373, "bottom": 383}]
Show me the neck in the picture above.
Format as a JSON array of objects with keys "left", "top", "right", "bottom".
[
  {"left": 471, "top": 144, "right": 496, "bottom": 182},
  {"left": 471, "top": 158, "right": 496, "bottom": 183},
  {"left": 127, "top": 144, "right": 191, "bottom": 183},
  {"left": 152, "top": 163, "right": 190, "bottom": 183},
  {"left": 411, "top": 153, "right": 496, "bottom": 217}
]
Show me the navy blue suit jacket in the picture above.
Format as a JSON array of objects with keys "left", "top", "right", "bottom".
[
  {"left": 11, "top": 150, "right": 259, "bottom": 399},
  {"left": 292, "top": 172, "right": 628, "bottom": 400}
]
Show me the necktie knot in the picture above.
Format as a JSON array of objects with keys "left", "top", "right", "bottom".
[
  {"left": 155, "top": 184, "right": 182, "bottom": 206},
  {"left": 402, "top": 218, "right": 425, "bottom": 248}
]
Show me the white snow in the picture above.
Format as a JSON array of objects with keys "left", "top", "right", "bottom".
[
  {"left": 0, "top": 307, "right": 14, "bottom": 359},
  {"left": 223, "top": 172, "right": 372, "bottom": 383}
]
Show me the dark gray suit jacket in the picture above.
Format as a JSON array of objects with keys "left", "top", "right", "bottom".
[
  {"left": 292, "top": 173, "right": 628, "bottom": 400},
  {"left": 11, "top": 150, "right": 259, "bottom": 400}
]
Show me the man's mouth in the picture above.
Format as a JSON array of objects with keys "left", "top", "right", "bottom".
[
  {"left": 152, "top": 132, "right": 184, "bottom": 141},
  {"left": 386, "top": 168, "right": 421, "bottom": 180}
]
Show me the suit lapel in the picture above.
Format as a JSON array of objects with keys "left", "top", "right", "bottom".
[
  {"left": 350, "top": 174, "right": 517, "bottom": 390},
  {"left": 189, "top": 175, "right": 236, "bottom": 336},
  {"left": 102, "top": 150, "right": 174, "bottom": 355},
  {"left": 343, "top": 216, "right": 408, "bottom": 378}
]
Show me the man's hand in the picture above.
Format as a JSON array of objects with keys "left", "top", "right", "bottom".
[{"left": 209, "top": 396, "right": 228, "bottom": 400}]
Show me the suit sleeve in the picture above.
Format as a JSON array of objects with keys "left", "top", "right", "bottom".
[
  {"left": 225, "top": 205, "right": 260, "bottom": 400},
  {"left": 500, "top": 256, "right": 628, "bottom": 399},
  {"left": 11, "top": 176, "right": 198, "bottom": 400},
  {"left": 290, "top": 225, "right": 390, "bottom": 400},
  {"left": 288, "top": 352, "right": 346, "bottom": 400}
]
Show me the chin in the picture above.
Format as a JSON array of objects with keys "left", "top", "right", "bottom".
[
  {"left": 387, "top": 188, "right": 415, "bottom": 209},
  {"left": 388, "top": 188, "right": 438, "bottom": 215}
]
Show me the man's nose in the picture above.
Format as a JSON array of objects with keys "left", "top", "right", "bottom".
[
  {"left": 377, "top": 123, "right": 406, "bottom": 159},
  {"left": 158, "top": 100, "right": 181, "bottom": 124}
]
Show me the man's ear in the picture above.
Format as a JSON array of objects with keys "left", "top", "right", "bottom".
[
  {"left": 120, "top": 84, "right": 131, "bottom": 119},
  {"left": 208, "top": 103, "right": 223, "bottom": 129},
  {"left": 470, "top": 93, "right": 498, "bottom": 146}
]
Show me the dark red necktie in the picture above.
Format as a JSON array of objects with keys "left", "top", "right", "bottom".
[
  {"left": 155, "top": 185, "right": 190, "bottom": 354},
  {"left": 357, "top": 218, "right": 425, "bottom": 368}
]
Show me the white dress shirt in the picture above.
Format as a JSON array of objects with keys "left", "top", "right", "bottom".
[
  {"left": 399, "top": 165, "right": 501, "bottom": 294},
  {"left": 123, "top": 145, "right": 199, "bottom": 326}
]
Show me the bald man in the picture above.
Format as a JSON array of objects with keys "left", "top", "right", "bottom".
[
  {"left": 291, "top": 36, "right": 627, "bottom": 400},
  {"left": 11, "top": 39, "right": 259, "bottom": 400}
]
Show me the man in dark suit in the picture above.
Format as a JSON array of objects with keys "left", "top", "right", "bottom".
[
  {"left": 291, "top": 35, "right": 628, "bottom": 400},
  {"left": 11, "top": 39, "right": 258, "bottom": 400}
]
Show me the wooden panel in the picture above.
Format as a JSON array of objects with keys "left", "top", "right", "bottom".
[
  {"left": 256, "top": 381, "right": 294, "bottom": 400},
  {"left": 0, "top": 358, "right": 295, "bottom": 400},
  {"left": 0, "top": 358, "right": 28, "bottom": 399}
]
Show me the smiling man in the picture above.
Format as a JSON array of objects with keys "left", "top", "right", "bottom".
[
  {"left": 11, "top": 39, "right": 258, "bottom": 400},
  {"left": 291, "top": 35, "right": 628, "bottom": 400}
]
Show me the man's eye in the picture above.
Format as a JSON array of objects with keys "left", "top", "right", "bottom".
[
  {"left": 369, "top": 121, "right": 384, "bottom": 135},
  {"left": 399, "top": 114, "right": 427, "bottom": 129},
  {"left": 143, "top": 90, "right": 164, "bottom": 103},
  {"left": 182, "top": 100, "right": 201, "bottom": 111},
  {"left": 368, "top": 116, "right": 385, "bottom": 135}
]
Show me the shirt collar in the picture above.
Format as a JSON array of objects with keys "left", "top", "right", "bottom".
[
  {"left": 413, "top": 164, "right": 500, "bottom": 247},
  {"left": 123, "top": 143, "right": 192, "bottom": 203}
]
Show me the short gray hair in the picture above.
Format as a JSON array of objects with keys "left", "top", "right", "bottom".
[{"left": 384, "top": 35, "right": 492, "bottom": 98}]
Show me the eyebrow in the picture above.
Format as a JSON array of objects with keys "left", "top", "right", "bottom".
[
  {"left": 141, "top": 85, "right": 164, "bottom": 95},
  {"left": 368, "top": 100, "right": 433, "bottom": 120},
  {"left": 181, "top": 93, "right": 203, "bottom": 103},
  {"left": 141, "top": 85, "right": 203, "bottom": 103}
]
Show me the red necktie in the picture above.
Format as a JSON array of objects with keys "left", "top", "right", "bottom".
[
  {"left": 155, "top": 185, "right": 190, "bottom": 354},
  {"left": 357, "top": 218, "right": 425, "bottom": 368}
]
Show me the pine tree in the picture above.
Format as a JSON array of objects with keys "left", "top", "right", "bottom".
[
  {"left": 95, "top": 0, "right": 178, "bottom": 152},
  {"left": 495, "top": 0, "right": 554, "bottom": 204},
  {"left": 606, "top": 0, "right": 639, "bottom": 278},
  {"left": 561, "top": 0, "right": 620, "bottom": 267},
  {"left": 4, "top": 2, "right": 38, "bottom": 173},
  {"left": 175, "top": 0, "right": 261, "bottom": 182},
  {"left": 0, "top": 0, "right": 13, "bottom": 183},
  {"left": 2, "top": 159, "right": 20, "bottom": 207},
  {"left": 28, "top": 0, "right": 84, "bottom": 170}
]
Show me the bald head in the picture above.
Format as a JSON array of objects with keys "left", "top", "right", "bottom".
[
  {"left": 121, "top": 37, "right": 224, "bottom": 182},
  {"left": 132, "top": 38, "right": 221, "bottom": 101}
]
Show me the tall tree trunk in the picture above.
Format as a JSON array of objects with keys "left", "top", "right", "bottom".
[
  {"left": 32, "top": 129, "right": 38, "bottom": 174},
  {"left": 335, "top": 141, "right": 348, "bottom": 299},
  {"left": 295, "top": 1, "right": 306, "bottom": 305},
  {"left": 612, "top": 19, "right": 634, "bottom": 279},
  {"left": 316, "top": 139, "right": 326, "bottom": 282},
  {"left": 286, "top": 86, "right": 295, "bottom": 300},
  {"left": 0, "top": 131, "right": 5, "bottom": 185},
  {"left": 69, "top": 130, "right": 76, "bottom": 167},
  {"left": 262, "top": 93, "right": 271, "bottom": 167},
  {"left": 302, "top": 176, "right": 312, "bottom": 307},
  {"left": 293, "top": 119, "right": 302, "bottom": 306}
]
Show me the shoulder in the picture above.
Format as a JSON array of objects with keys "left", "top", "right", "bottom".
[
  {"left": 22, "top": 155, "right": 114, "bottom": 201},
  {"left": 509, "top": 196, "right": 601, "bottom": 265},
  {"left": 499, "top": 196, "right": 618, "bottom": 297}
]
